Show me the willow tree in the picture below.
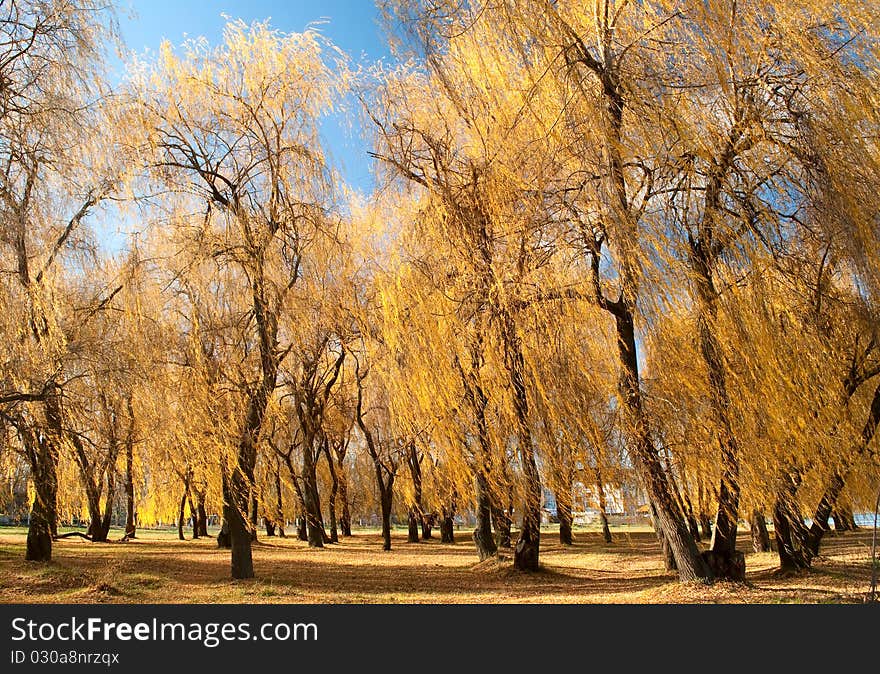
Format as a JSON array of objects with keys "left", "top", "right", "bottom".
[
  {"left": 383, "top": 0, "right": 711, "bottom": 580},
  {"left": 0, "top": 0, "right": 119, "bottom": 561},
  {"left": 367, "top": 41, "right": 568, "bottom": 568},
  {"left": 126, "top": 20, "right": 345, "bottom": 578}
]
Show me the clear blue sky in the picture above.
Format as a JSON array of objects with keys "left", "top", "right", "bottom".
[{"left": 115, "top": 0, "right": 394, "bottom": 193}]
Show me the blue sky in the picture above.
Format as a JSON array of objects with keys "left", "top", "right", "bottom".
[{"left": 115, "top": 0, "right": 394, "bottom": 193}]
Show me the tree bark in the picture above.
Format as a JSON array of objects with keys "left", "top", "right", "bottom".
[
  {"left": 750, "top": 509, "right": 771, "bottom": 553},
  {"left": 614, "top": 309, "right": 711, "bottom": 581},
  {"left": 195, "top": 487, "right": 208, "bottom": 537},
  {"left": 301, "top": 439, "right": 326, "bottom": 548},
  {"left": 406, "top": 441, "right": 424, "bottom": 542},
  {"left": 24, "top": 426, "right": 56, "bottom": 562},
  {"left": 556, "top": 481, "right": 573, "bottom": 546},
  {"left": 499, "top": 309, "right": 541, "bottom": 572},
  {"left": 24, "top": 395, "right": 60, "bottom": 561},
  {"left": 440, "top": 503, "right": 455, "bottom": 543},
  {"left": 408, "top": 509, "right": 420, "bottom": 543}
]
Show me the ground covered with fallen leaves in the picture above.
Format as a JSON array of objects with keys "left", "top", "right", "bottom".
[{"left": 0, "top": 525, "right": 875, "bottom": 603}]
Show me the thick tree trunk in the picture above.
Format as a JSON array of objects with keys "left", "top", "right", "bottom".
[
  {"left": 650, "top": 503, "right": 677, "bottom": 572},
  {"left": 265, "top": 520, "right": 276, "bottom": 537},
  {"left": 750, "top": 509, "right": 771, "bottom": 553},
  {"left": 297, "top": 515, "right": 308, "bottom": 541},
  {"left": 473, "top": 469, "right": 497, "bottom": 560},
  {"left": 408, "top": 509, "right": 420, "bottom": 543},
  {"left": 25, "top": 414, "right": 58, "bottom": 561},
  {"left": 698, "top": 479, "right": 712, "bottom": 539},
  {"left": 26, "top": 487, "right": 53, "bottom": 562},
  {"left": 614, "top": 310, "right": 711, "bottom": 581},
  {"left": 332, "top": 444, "right": 352, "bottom": 537},
  {"left": 692, "top": 250, "right": 743, "bottom": 579},
  {"left": 440, "top": 504, "right": 455, "bottom": 543},
  {"left": 773, "top": 499, "right": 809, "bottom": 572},
  {"left": 406, "top": 442, "right": 425, "bottom": 542},
  {"left": 302, "top": 442, "right": 326, "bottom": 548},
  {"left": 499, "top": 309, "right": 541, "bottom": 572},
  {"left": 86, "top": 488, "right": 107, "bottom": 542},
  {"left": 195, "top": 488, "right": 208, "bottom": 537}
]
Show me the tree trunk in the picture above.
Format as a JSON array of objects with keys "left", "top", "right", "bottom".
[
  {"left": 274, "top": 465, "right": 285, "bottom": 538},
  {"left": 380, "top": 484, "right": 394, "bottom": 551},
  {"left": 188, "top": 483, "right": 198, "bottom": 539},
  {"left": 124, "top": 418, "right": 136, "bottom": 539},
  {"left": 177, "top": 482, "right": 187, "bottom": 541},
  {"left": 302, "top": 441, "right": 326, "bottom": 548},
  {"left": 499, "top": 309, "right": 541, "bottom": 572},
  {"left": 773, "top": 498, "right": 809, "bottom": 573},
  {"left": 473, "top": 469, "right": 497, "bottom": 560},
  {"left": 333, "top": 444, "right": 352, "bottom": 537},
  {"left": 195, "top": 488, "right": 208, "bottom": 537},
  {"left": 265, "top": 520, "right": 276, "bottom": 537},
  {"left": 406, "top": 441, "right": 425, "bottom": 542},
  {"left": 86, "top": 488, "right": 106, "bottom": 542},
  {"left": 297, "top": 515, "right": 307, "bottom": 541},
  {"left": 613, "top": 309, "right": 711, "bottom": 581},
  {"left": 556, "top": 484, "right": 573, "bottom": 546},
  {"left": 320, "top": 442, "right": 338, "bottom": 543},
  {"left": 338, "top": 473, "right": 352, "bottom": 537},
  {"left": 24, "top": 425, "right": 58, "bottom": 561},
  {"left": 692, "top": 246, "right": 743, "bottom": 579},
  {"left": 650, "top": 503, "right": 677, "bottom": 572},
  {"left": 440, "top": 504, "right": 455, "bottom": 543},
  {"left": 750, "top": 509, "right": 771, "bottom": 553},
  {"left": 595, "top": 465, "right": 613, "bottom": 544},
  {"left": 698, "top": 478, "right": 712, "bottom": 539},
  {"left": 408, "top": 509, "right": 420, "bottom": 543}
]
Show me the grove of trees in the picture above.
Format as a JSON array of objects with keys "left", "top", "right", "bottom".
[{"left": 1, "top": 0, "right": 879, "bottom": 584}]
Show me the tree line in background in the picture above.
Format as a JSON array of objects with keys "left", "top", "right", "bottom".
[{"left": 1, "top": 0, "right": 879, "bottom": 583}]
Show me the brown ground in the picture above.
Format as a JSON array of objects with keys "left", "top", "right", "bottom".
[{"left": 0, "top": 525, "right": 875, "bottom": 603}]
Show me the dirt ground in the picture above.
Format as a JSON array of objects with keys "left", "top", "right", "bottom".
[{"left": 0, "top": 525, "right": 875, "bottom": 603}]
